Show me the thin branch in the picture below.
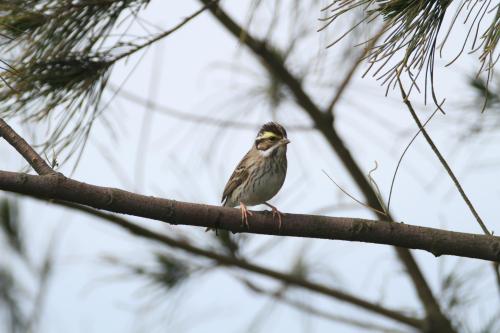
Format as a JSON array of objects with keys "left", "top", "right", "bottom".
[
  {"left": 109, "top": 84, "right": 313, "bottom": 131},
  {"left": 322, "top": 170, "right": 386, "bottom": 216},
  {"left": 0, "top": 170, "right": 499, "bottom": 263},
  {"left": 243, "top": 280, "right": 409, "bottom": 333},
  {"left": 397, "top": 81, "right": 491, "bottom": 235},
  {"left": 46, "top": 200, "right": 424, "bottom": 329},
  {"left": 387, "top": 107, "right": 440, "bottom": 211},
  {"left": 0, "top": 119, "right": 54, "bottom": 175},
  {"left": 112, "top": 1, "right": 215, "bottom": 63}
]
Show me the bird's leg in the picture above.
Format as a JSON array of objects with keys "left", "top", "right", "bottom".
[
  {"left": 264, "top": 202, "right": 284, "bottom": 232},
  {"left": 239, "top": 202, "right": 253, "bottom": 229}
]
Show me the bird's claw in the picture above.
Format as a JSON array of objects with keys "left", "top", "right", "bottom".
[
  {"left": 271, "top": 207, "right": 284, "bottom": 232},
  {"left": 240, "top": 202, "right": 252, "bottom": 229},
  {"left": 265, "top": 202, "right": 284, "bottom": 232}
]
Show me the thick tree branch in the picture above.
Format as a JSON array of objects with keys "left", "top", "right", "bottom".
[
  {"left": 0, "top": 119, "right": 53, "bottom": 175},
  {"left": 48, "top": 200, "right": 424, "bottom": 329},
  {"left": 198, "top": 2, "right": 454, "bottom": 331},
  {"left": 0, "top": 170, "right": 498, "bottom": 262}
]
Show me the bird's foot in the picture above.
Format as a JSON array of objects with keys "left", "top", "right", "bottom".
[
  {"left": 264, "top": 202, "right": 284, "bottom": 232},
  {"left": 239, "top": 202, "right": 253, "bottom": 229}
]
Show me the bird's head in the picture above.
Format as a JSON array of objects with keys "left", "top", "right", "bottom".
[{"left": 254, "top": 122, "right": 290, "bottom": 155}]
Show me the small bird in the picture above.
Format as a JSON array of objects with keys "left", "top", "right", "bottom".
[{"left": 222, "top": 122, "right": 290, "bottom": 230}]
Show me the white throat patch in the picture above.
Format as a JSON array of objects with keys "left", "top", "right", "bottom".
[{"left": 259, "top": 144, "right": 281, "bottom": 157}]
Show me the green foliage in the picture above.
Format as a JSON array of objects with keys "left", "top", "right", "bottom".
[
  {"left": 0, "top": 0, "right": 151, "bottom": 157},
  {"left": 322, "top": 0, "right": 498, "bottom": 100},
  {"left": 0, "top": 10, "right": 46, "bottom": 37}
]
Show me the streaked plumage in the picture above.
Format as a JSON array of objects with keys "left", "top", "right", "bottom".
[{"left": 222, "top": 122, "right": 290, "bottom": 229}]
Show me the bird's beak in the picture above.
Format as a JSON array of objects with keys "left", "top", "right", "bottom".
[{"left": 281, "top": 138, "right": 291, "bottom": 145}]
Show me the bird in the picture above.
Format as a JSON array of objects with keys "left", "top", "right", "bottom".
[{"left": 221, "top": 122, "right": 290, "bottom": 231}]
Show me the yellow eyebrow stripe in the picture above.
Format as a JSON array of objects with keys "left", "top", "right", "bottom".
[{"left": 258, "top": 131, "right": 278, "bottom": 139}]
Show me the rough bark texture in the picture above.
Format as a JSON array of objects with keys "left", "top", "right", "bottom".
[{"left": 1, "top": 170, "right": 498, "bottom": 262}]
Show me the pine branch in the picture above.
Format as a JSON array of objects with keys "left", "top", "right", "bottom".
[
  {"left": 0, "top": 170, "right": 498, "bottom": 263},
  {"left": 321, "top": 0, "right": 499, "bottom": 94}
]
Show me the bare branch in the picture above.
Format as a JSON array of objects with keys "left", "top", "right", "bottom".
[
  {"left": 397, "top": 81, "right": 490, "bottom": 235},
  {"left": 112, "top": 1, "right": 215, "bottom": 63},
  {"left": 0, "top": 170, "right": 499, "bottom": 263},
  {"left": 243, "top": 280, "right": 409, "bottom": 333},
  {"left": 0, "top": 119, "right": 54, "bottom": 175},
  {"left": 109, "top": 84, "right": 313, "bottom": 132}
]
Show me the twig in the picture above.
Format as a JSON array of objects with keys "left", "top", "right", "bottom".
[
  {"left": 387, "top": 107, "right": 440, "bottom": 211},
  {"left": 109, "top": 84, "right": 313, "bottom": 131},
  {"left": 322, "top": 169, "right": 387, "bottom": 216},
  {"left": 243, "top": 279, "right": 409, "bottom": 333},
  {"left": 164, "top": 2, "right": 454, "bottom": 330},
  {"left": 112, "top": 2, "right": 216, "bottom": 63},
  {"left": 0, "top": 119, "right": 54, "bottom": 175},
  {"left": 397, "top": 80, "right": 490, "bottom": 235}
]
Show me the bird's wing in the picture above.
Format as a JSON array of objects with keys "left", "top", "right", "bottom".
[{"left": 221, "top": 152, "right": 252, "bottom": 205}]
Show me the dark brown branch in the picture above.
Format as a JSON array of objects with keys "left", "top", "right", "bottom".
[
  {"left": 198, "top": 2, "right": 454, "bottom": 331},
  {"left": 0, "top": 119, "right": 53, "bottom": 175},
  {"left": 50, "top": 200, "right": 424, "bottom": 329},
  {"left": 0, "top": 170, "right": 499, "bottom": 262}
]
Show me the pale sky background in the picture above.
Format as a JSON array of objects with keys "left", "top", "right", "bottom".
[{"left": 0, "top": 1, "right": 499, "bottom": 333}]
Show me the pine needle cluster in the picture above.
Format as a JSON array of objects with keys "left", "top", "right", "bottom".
[
  {"left": 321, "top": 0, "right": 499, "bottom": 101},
  {"left": 0, "top": 0, "right": 150, "bottom": 157}
]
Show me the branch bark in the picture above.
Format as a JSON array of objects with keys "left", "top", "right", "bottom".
[
  {"left": 0, "top": 119, "right": 53, "bottom": 175},
  {"left": 0, "top": 170, "right": 498, "bottom": 262},
  {"left": 198, "top": 2, "right": 455, "bottom": 331}
]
